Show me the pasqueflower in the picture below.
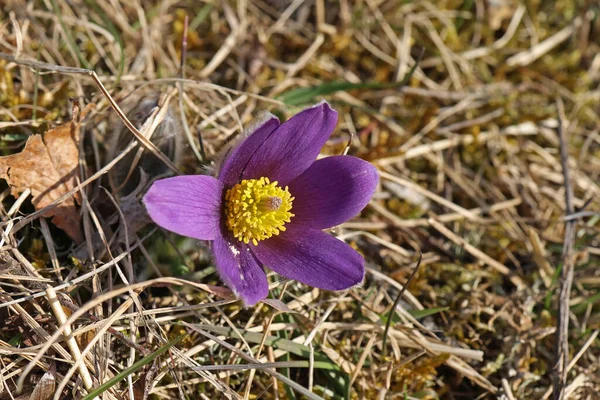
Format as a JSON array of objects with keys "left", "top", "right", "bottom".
[{"left": 143, "top": 102, "right": 378, "bottom": 305}]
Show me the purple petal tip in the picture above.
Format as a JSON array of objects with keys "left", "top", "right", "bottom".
[{"left": 143, "top": 175, "right": 223, "bottom": 241}]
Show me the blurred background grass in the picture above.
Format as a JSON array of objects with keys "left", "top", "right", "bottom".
[{"left": 0, "top": 0, "right": 599, "bottom": 399}]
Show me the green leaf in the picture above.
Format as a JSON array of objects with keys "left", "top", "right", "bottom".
[
  {"left": 8, "top": 333, "right": 22, "bottom": 346},
  {"left": 82, "top": 335, "right": 185, "bottom": 400}
]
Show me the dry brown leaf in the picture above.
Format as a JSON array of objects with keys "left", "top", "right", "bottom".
[
  {"left": 0, "top": 105, "right": 92, "bottom": 243},
  {"left": 28, "top": 372, "right": 55, "bottom": 400}
]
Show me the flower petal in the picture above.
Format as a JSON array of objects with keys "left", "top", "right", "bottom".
[
  {"left": 289, "top": 156, "right": 379, "bottom": 229},
  {"left": 218, "top": 116, "right": 280, "bottom": 188},
  {"left": 143, "top": 175, "right": 223, "bottom": 240},
  {"left": 242, "top": 102, "right": 338, "bottom": 185},
  {"left": 252, "top": 224, "right": 364, "bottom": 291},
  {"left": 213, "top": 236, "right": 269, "bottom": 306}
]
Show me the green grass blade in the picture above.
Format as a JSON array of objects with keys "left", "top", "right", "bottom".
[
  {"left": 571, "top": 291, "right": 600, "bottom": 314},
  {"left": 277, "top": 55, "right": 419, "bottom": 106},
  {"left": 82, "top": 335, "right": 185, "bottom": 400},
  {"left": 50, "top": 0, "right": 90, "bottom": 69},
  {"left": 190, "top": 324, "right": 342, "bottom": 372},
  {"left": 84, "top": 0, "right": 125, "bottom": 82},
  {"left": 189, "top": 4, "right": 214, "bottom": 31},
  {"left": 277, "top": 81, "right": 401, "bottom": 106},
  {"left": 408, "top": 307, "right": 449, "bottom": 319}
]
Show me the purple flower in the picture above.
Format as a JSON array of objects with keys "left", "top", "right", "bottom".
[{"left": 143, "top": 102, "right": 379, "bottom": 305}]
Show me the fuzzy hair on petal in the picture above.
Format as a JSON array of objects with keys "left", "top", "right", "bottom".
[{"left": 213, "top": 112, "right": 280, "bottom": 178}]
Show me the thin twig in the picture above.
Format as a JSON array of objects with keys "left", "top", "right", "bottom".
[
  {"left": 553, "top": 97, "right": 577, "bottom": 400},
  {"left": 382, "top": 253, "right": 423, "bottom": 357}
]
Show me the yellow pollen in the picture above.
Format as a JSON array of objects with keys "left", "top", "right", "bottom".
[{"left": 224, "top": 177, "right": 294, "bottom": 246}]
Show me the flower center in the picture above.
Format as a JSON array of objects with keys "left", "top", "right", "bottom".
[{"left": 224, "top": 177, "right": 294, "bottom": 246}]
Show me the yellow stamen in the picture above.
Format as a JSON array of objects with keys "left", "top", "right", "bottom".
[{"left": 224, "top": 177, "right": 294, "bottom": 246}]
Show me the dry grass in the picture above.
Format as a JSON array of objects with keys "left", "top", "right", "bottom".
[{"left": 0, "top": 0, "right": 599, "bottom": 399}]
